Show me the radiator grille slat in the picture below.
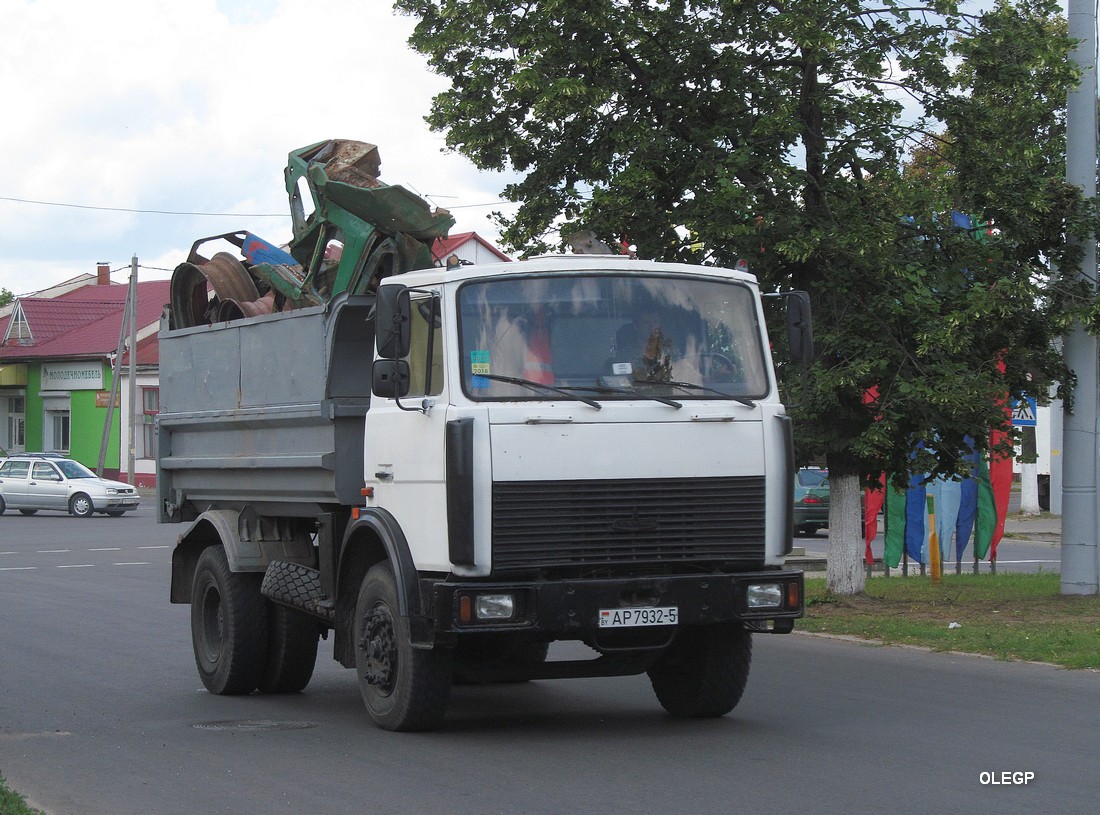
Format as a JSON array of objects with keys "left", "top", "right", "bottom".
[{"left": 491, "top": 476, "right": 766, "bottom": 574}]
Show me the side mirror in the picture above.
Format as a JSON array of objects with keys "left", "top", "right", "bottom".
[
  {"left": 785, "top": 291, "right": 814, "bottom": 363},
  {"left": 376, "top": 285, "right": 411, "bottom": 359},
  {"left": 372, "top": 359, "right": 411, "bottom": 398}
]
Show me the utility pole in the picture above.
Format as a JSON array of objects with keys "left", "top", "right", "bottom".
[
  {"left": 127, "top": 255, "right": 138, "bottom": 486},
  {"left": 1062, "top": 0, "right": 1099, "bottom": 595},
  {"left": 98, "top": 264, "right": 129, "bottom": 477}
]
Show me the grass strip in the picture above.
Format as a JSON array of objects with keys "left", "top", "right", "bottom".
[
  {"left": 0, "top": 774, "right": 43, "bottom": 815},
  {"left": 802, "top": 572, "right": 1100, "bottom": 669}
]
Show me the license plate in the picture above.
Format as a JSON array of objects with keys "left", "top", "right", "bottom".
[{"left": 598, "top": 606, "right": 678, "bottom": 628}]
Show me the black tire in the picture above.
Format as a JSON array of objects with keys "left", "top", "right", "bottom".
[
  {"left": 354, "top": 562, "right": 452, "bottom": 731},
  {"left": 69, "top": 493, "right": 94, "bottom": 518},
  {"left": 258, "top": 604, "right": 320, "bottom": 694},
  {"left": 19, "top": 509, "right": 38, "bottom": 516},
  {"left": 0, "top": 495, "right": 5, "bottom": 514},
  {"left": 190, "top": 546, "right": 268, "bottom": 695},
  {"left": 648, "top": 623, "right": 752, "bottom": 718}
]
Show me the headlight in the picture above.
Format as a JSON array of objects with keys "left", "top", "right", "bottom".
[
  {"left": 106, "top": 488, "right": 120, "bottom": 495},
  {"left": 746, "top": 583, "right": 783, "bottom": 609},
  {"left": 475, "top": 594, "right": 516, "bottom": 620}
]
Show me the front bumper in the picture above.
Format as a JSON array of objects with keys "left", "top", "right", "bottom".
[
  {"left": 429, "top": 570, "right": 804, "bottom": 637},
  {"left": 95, "top": 496, "right": 141, "bottom": 512}
]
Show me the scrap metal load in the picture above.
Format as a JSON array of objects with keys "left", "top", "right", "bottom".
[{"left": 169, "top": 139, "right": 455, "bottom": 329}]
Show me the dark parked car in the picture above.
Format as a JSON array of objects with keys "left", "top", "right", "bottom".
[
  {"left": 794, "top": 467, "right": 829, "bottom": 536},
  {"left": 0, "top": 456, "right": 140, "bottom": 517}
]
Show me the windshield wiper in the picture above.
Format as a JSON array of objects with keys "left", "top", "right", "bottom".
[
  {"left": 585, "top": 379, "right": 682, "bottom": 408},
  {"left": 661, "top": 380, "right": 756, "bottom": 407},
  {"left": 476, "top": 374, "right": 602, "bottom": 409}
]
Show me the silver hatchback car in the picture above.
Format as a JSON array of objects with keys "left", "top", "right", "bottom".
[{"left": 0, "top": 456, "right": 140, "bottom": 517}]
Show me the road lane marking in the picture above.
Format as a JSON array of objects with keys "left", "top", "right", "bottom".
[
  {"left": 113, "top": 562, "right": 150, "bottom": 566},
  {"left": 0, "top": 567, "right": 37, "bottom": 571},
  {"left": 90, "top": 547, "right": 121, "bottom": 551},
  {"left": 57, "top": 564, "right": 94, "bottom": 569},
  {"left": 38, "top": 549, "right": 71, "bottom": 553},
  {"left": 139, "top": 545, "right": 170, "bottom": 550}
]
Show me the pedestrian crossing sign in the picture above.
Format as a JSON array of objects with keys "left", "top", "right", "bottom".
[{"left": 1012, "top": 396, "right": 1037, "bottom": 427}]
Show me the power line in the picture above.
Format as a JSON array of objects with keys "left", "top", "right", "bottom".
[
  {"left": 0, "top": 195, "right": 288, "bottom": 218},
  {"left": 0, "top": 192, "right": 517, "bottom": 215}
]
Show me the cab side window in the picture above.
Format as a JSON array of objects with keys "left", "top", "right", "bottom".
[{"left": 406, "top": 295, "right": 444, "bottom": 398}]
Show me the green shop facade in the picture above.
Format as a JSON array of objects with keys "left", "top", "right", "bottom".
[
  {"left": 0, "top": 275, "right": 169, "bottom": 486},
  {"left": 1, "top": 359, "right": 125, "bottom": 468}
]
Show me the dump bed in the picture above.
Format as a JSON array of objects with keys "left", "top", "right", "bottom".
[{"left": 156, "top": 294, "right": 374, "bottom": 522}]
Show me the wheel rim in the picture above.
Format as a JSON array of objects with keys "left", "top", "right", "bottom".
[
  {"left": 359, "top": 602, "right": 397, "bottom": 696},
  {"left": 199, "top": 584, "right": 224, "bottom": 665},
  {"left": 72, "top": 495, "right": 91, "bottom": 516}
]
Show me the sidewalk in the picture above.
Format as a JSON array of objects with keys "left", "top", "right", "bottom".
[
  {"left": 789, "top": 512, "right": 1062, "bottom": 573},
  {"left": 1003, "top": 512, "right": 1061, "bottom": 542}
]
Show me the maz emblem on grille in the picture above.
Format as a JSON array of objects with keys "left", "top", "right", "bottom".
[{"left": 610, "top": 510, "right": 659, "bottom": 533}]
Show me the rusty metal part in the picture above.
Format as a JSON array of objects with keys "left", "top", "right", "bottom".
[
  {"left": 216, "top": 291, "right": 277, "bottom": 323},
  {"left": 169, "top": 262, "right": 213, "bottom": 329},
  {"left": 204, "top": 252, "right": 262, "bottom": 305},
  {"left": 308, "top": 140, "right": 383, "bottom": 188}
]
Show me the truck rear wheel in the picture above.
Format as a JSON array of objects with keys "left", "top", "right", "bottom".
[
  {"left": 354, "top": 562, "right": 452, "bottom": 731},
  {"left": 258, "top": 604, "right": 320, "bottom": 694},
  {"left": 647, "top": 623, "right": 752, "bottom": 718},
  {"left": 191, "top": 545, "right": 268, "bottom": 695}
]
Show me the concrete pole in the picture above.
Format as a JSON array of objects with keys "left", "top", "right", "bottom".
[{"left": 1062, "top": 0, "right": 1100, "bottom": 595}]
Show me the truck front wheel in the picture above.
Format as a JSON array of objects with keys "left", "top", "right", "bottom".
[
  {"left": 647, "top": 623, "right": 752, "bottom": 718},
  {"left": 191, "top": 545, "right": 268, "bottom": 695},
  {"left": 354, "top": 562, "right": 452, "bottom": 731}
]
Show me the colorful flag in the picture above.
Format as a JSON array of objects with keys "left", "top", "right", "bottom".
[{"left": 880, "top": 443, "right": 1002, "bottom": 568}]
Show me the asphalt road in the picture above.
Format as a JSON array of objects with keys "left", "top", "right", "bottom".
[{"left": 2, "top": 507, "right": 1097, "bottom": 815}]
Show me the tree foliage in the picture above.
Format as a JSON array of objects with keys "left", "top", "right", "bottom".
[
  {"left": 0, "top": 287, "right": 13, "bottom": 308},
  {"left": 396, "top": 0, "right": 1098, "bottom": 586}
]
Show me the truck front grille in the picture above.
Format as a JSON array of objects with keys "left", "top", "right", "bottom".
[{"left": 491, "top": 476, "right": 766, "bottom": 575}]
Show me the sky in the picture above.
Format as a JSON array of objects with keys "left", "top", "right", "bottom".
[{"left": 0, "top": 0, "right": 519, "bottom": 297}]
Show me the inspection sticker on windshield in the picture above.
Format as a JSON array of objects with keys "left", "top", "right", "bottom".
[
  {"left": 470, "top": 350, "right": 491, "bottom": 388},
  {"left": 599, "top": 606, "right": 678, "bottom": 628}
]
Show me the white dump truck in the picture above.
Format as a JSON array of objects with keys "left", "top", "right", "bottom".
[{"left": 158, "top": 143, "right": 811, "bottom": 732}]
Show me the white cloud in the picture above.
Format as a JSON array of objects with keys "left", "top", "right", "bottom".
[{"left": 0, "top": 0, "right": 518, "bottom": 296}]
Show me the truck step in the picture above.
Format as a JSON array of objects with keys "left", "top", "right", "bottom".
[{"left": 261, "top": 560, "right": 335, "bottom": 623}]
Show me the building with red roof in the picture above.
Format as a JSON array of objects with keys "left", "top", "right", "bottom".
[
  {"left": 431, "top": 232, "right": 512, "bottom": 266},
  {"left": 0, "top": 264, "right": 169, "bottom": 487}
]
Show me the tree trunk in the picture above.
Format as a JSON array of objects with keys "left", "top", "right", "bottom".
[
  {"left": 1020, "top": 463, "right": 1040, "bottom": 515},
  {"left": 826, "top": 472, "right": 866, "bottom": 594},
  {"left": 1020, "top": 426, "right": 1040, "bottom": 515}
]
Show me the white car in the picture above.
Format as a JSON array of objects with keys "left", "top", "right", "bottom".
[{"left": 0, "top": 456, "right": 140, "bottom": 517}]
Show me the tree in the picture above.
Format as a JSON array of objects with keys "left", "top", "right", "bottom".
[
  {"left": 0, "top": 287, "right": 12, "bottom": 309},
  {"left": 396, "top": 0, "right": 1097, "bottom": 592}
]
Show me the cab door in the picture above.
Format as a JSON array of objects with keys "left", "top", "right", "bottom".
[{"left": 365, "top": 290, "right": 452, "bottom": 571}]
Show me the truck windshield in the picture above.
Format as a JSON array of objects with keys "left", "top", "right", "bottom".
[{"left": 457, "top": 273, "right": 769, "bottom": 402}]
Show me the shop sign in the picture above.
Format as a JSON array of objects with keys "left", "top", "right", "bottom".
[{"left": 41, "top": 362, "right": 104, "bottom": 391}]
